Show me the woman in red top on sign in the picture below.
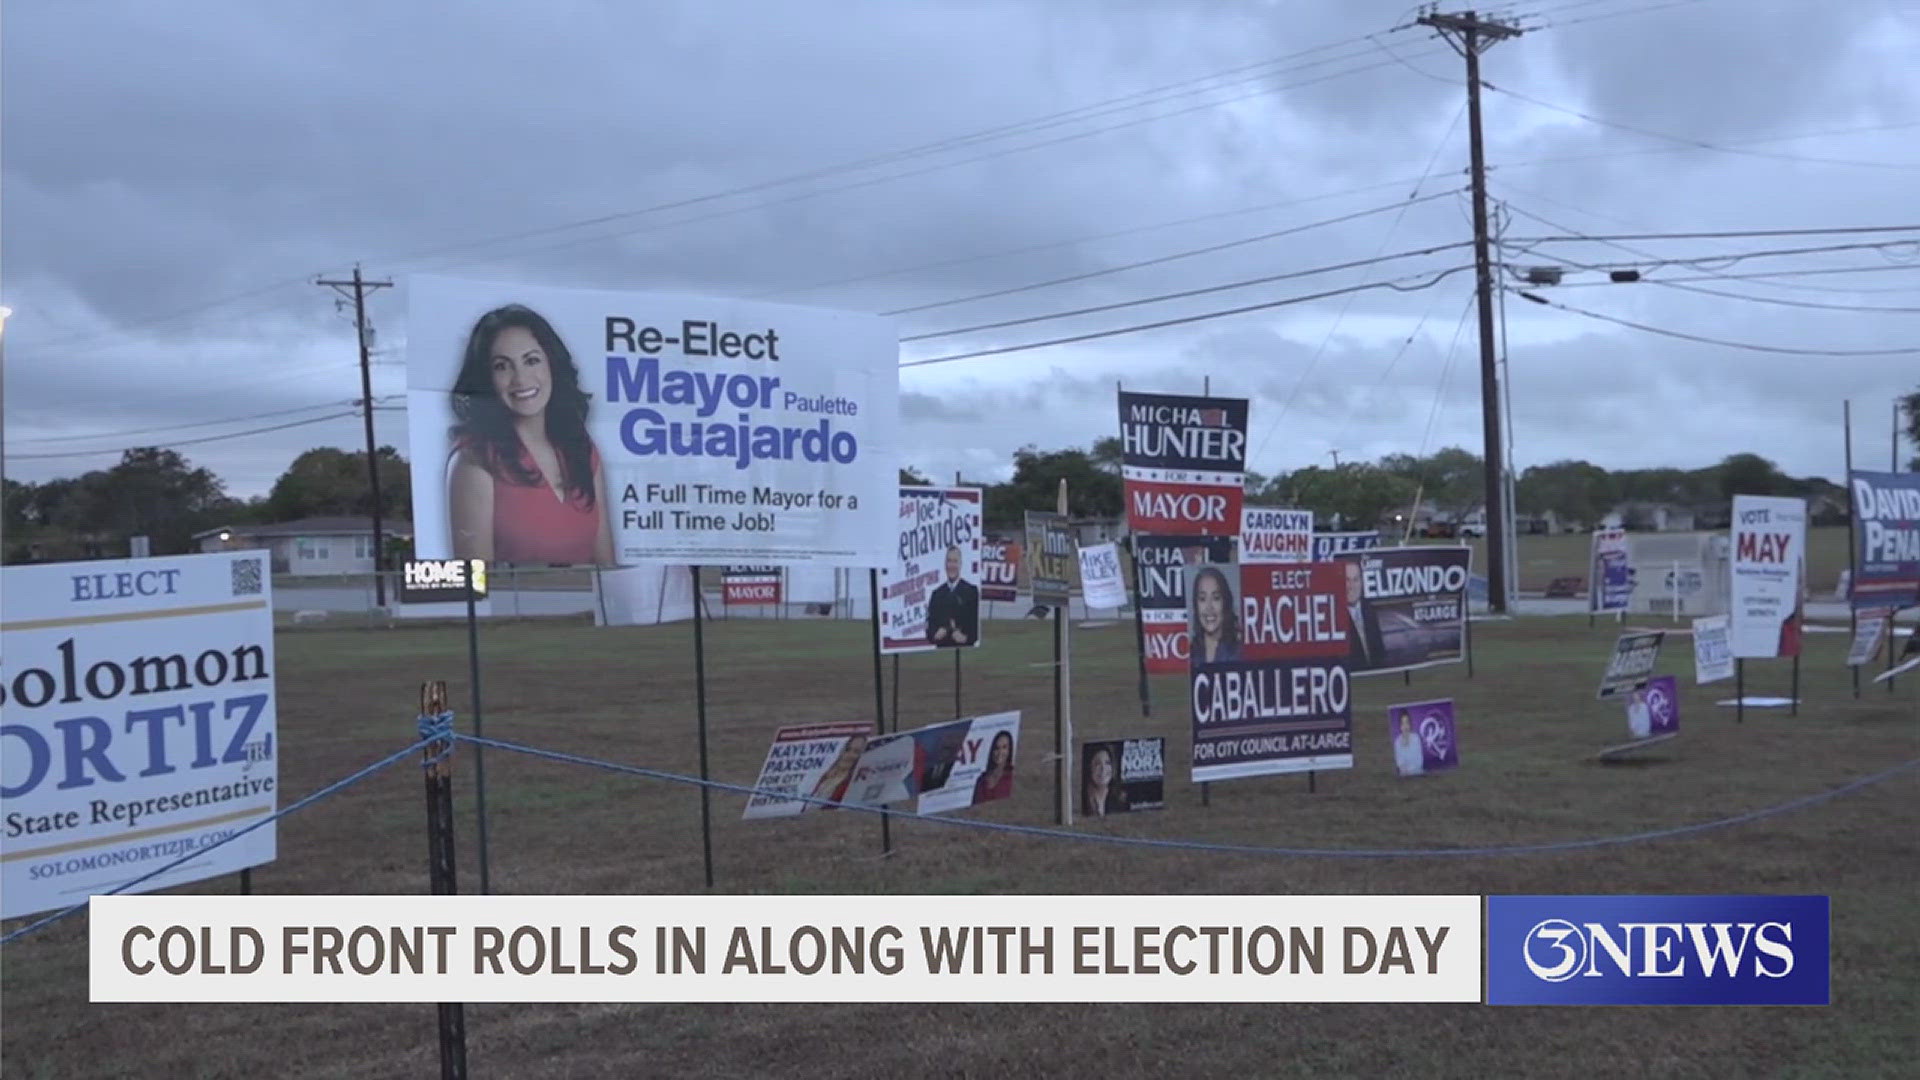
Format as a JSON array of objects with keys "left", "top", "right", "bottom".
[{"left": 447, "top": 305, "right": 615, "bottom": 566}]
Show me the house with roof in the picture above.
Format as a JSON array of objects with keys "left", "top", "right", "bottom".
[{"left": 193, "top": 516, "right": 412, "bottom": 575}]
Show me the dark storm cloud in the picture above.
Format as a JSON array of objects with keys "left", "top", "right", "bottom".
[{"left": 5, "top": 0, "right": 1918, "bottom": 498}]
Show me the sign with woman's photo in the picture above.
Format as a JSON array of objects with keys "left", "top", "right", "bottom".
[
  {"left": 1386, "top": 699, "right": 1458, "bottom": 779},
  {"left": 878, "top": 486, "right": 983, "bottom": 654},
  {"left": 1729, "top": 494, "right": 1807, "bottom": 659},
  {"left": 404, "top": 274, "right": 899, "bottom": 568},
  {"left": 1135, "top": 536, "right": 1234, "bottom": 674},
  {"left": 1183, "top": 562, "right": 1354, "bottom": 782},
  {"left": 1329, "top": 546, "right": 1471, "bottom": 676},
  {"left": 1080, "top": 738, "right": 1165, "bottom": 817},
  {"left": 741, "top": 722, "right": 874, "bottom": 819},
  {"left": 837, "top": 712, "right": 1020, "bottom": 815}
]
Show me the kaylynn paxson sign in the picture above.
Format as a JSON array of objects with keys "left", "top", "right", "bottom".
[
  {"left": 1116, "top": 391, "right": 1249, "bottom": 537},
  {"left": 1329, "top": 546, "right": 1471, "bottom": 677},
  {"left": 1847, "top": 469, "right": 1920, "bottom": 611},
  {"left": 1135, "top": 536, "right": 1234, "bottom": 675},
  {"left": 404, "top": 274, "right": 899, "bottom": 569},
  {"left": 0, "top": 551, "right": 279, "bottom": 921},
  {"left": 1185, "top": 562, "right": 1355, "bottom": 782}
]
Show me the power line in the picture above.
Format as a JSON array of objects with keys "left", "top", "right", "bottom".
[
  {"left": 1547, "top": 262, "right": 1920, "bottom": 290},
  {"left": 751, "top": 172, "right": 1452, "bottom": 301},
  {"left": 880, "top": 190, "right": 1462, "bottom": 318},
  {"left": 1496, "top": 200, "right": 1920, "bottom": 313},
  {"left": 1511, "top": 289, "right": 1920, "bottom": 356},
  {"left": 1505, "top": 224, "right": 1920, "bottom": 243},
  {"left": 8, "top": 411, "right": 363, "bottom": 461},
  {"left": 900, "top": 264, "right": 1470, "bottom": 369},
  {"left": 8, "top": 399, "right": 382, "bottom": 445},
  {"left": 1494, "top": 118, "right": 1920, "bottom": 174},
  {"left": 899, "top": 244, "right": 1473, "bottom": 344},
  {"left": 1251, "top": 94, "right": 1471, "bottom": 464},
  {"left": 1484, "top": 81, "right": 1920, "bottom": 171},
  {"left": 371, "top": 37, "right": 1405, "bottom": 273},
  {"left": 414, "top": 49, "right": 1450, "bottom": 277}
]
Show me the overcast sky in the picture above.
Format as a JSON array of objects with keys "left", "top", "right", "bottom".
[{"left": 6, "top": 0, "right": 1920, "bottom": 502}]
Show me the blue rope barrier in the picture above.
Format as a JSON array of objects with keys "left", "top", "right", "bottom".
[
  {"left": 418, "top": 711, "right": 455, "bottom": 765},
  {"left": 0, "top": 738, "right": 431, "bottom": 947},
  {"left": 455, "top": 732, "right": 1920, "bottom": 860}
]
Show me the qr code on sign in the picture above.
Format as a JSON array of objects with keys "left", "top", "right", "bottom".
[{"left": 231, "top": 557, "right": 263, "bottom": 596}]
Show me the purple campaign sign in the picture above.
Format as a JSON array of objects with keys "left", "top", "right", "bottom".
[
  {"left": 1387, "top": 699, "right": 1458, "bottom": 778},
  {"left": 1627, "top": 674, "right": 1679, "bottom": 740}
]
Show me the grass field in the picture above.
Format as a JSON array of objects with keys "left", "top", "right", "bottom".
[{"left": 3, "top": 613, "right": 1916, "bottom": 1078}]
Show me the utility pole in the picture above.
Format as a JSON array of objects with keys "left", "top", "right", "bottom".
[
  {"left": 1417, "top": 7, "right": 1522, "bottom": 614},
  {"left": 316, "top": 266, "right": 396, "bottom": 605}
]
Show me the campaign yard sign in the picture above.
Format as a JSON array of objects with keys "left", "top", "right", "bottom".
[
  {"left": 1589, "top": 528, "right": 1633, "bottom": 614},
  {"left": 1848, "top": 469, "right": 1920, "bottom": 611},
  {"left": 1691, "top": 614, "right": 1734, "bottom": 684},
  {"left": 405, "top": 274, "right": 899, "bottom": 568},
  {"left": 1313, "top": 531, "right": 1381, "bottom": 560},
  {"left": 1080, "top": 738, "right": 1165, "bottom": 816},
  {"left": 1241, "top": 508, "right": 1312, "bottom": 564},
  {"left": 1077, "top": 542, "right": 1128, "bottom": 611},
  {"left": 1134, "top": 536, "right": 1235, "bottom": 674},
  {"left": 1330, "top": 546, "right": 1471, "bottom": 676},
  {"left": 1, "top": 552, "right": 279, "bottom": 921},
  {"left": 721, "top": 567, "right": 782, "bottom": 606},
  {"left": 1598, "top": 631, "right": 1665, "bottom": 700},
  {"left": 1386, "top": 699, "right": 1458, "bottom": 779},
  {"left": 878, "top": 486, "right": 983, "bottom": 654},
  {"left": 1116, "top": 390, "right": 1248, "bottom": 537},
  {"left": 1729, "top": 495, "right": 1807, "bottom": 659},
  {"left": 1023, "top": 512, "right": 1074, "bottom": 604},
  {"left": 741, "top": 722, "right": 874, "bottom": 819},
  {"left": 1626, "top": 675, "right": 1679, "bottom": 740},
  {"left": 399, "top": 558, "right": 489, "bottom": 604},
  {"left": 1846, "top": 612, "right": 1891, "bottom": 667},
  {"left": 980, "top": 538, "right": 1021, "bottom": 603},
  {"left": 1185, "top": 562, "right": 1354, "bottom": 782},
  {"left": 837, "top": 712, "right": 1020, "bottom": 815}
]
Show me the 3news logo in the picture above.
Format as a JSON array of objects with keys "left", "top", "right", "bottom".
[{"left": 1485, "top": 896, "right": 1830, "bottom": 1006}]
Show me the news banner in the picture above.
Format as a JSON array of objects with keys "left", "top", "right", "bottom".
[{"left": 86, "top": 894, "right": 1829, "bottom": 1005}]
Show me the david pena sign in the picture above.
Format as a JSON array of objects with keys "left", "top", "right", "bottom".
[{"left": 0, "top": 552, "right": 278, "bottom": 920}]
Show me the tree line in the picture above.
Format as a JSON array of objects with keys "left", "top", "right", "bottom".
[{"left": 0, "top": 433, "right": 1878, "bottom": 565}]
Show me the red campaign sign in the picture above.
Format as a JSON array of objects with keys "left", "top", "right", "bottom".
[
  {"left": 1182, "top": 557, "right": 1351, "bottom": 661},
  {"left": 981, "top": 539, "right": 1020, "bottom": 602},
  {"left": 1144, "top": 621, "right": 1187, "bottom": 673},
  {"left": 724, "top": 579, "right": 781, "bottom": 605},
  {"left": 1124, "top": 478, "right": 1242, "bottom": 537},
  {"left": 1230, "top": 562, "right": 1351, "bottom": 663}
]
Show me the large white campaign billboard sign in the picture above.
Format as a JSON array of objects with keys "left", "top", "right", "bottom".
[
  {"left": 1729, "top": 494, "right": 1806, "bottom": 660},
  {"left": 406, "top": 274, "right": 899, "bottom": 568},
  {"left": 1, "top": 552, "right": 278, "bottom": 920}
]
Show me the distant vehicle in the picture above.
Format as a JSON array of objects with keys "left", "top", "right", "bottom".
[{"left": 1459, "top": 523, "right": 1486, "bottom": 538}]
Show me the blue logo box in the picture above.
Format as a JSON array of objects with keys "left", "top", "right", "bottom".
[{"left": 1486, "top": 895, "right": 1830, "bottom": 1006}]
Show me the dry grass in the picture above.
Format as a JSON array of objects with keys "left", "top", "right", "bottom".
[{"left": 3, "top": 613, "right": 1916, "bottom": 1079}]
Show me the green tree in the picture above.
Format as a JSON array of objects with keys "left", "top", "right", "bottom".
[
  {"left": 60, "top": 448, "right": 234, "bottom": 554},
  {"left": 1717, "top": 453, "right": 1787, "bottom": 500},
  {"left": 1277, "top": 464, "right": 1418, "bottom": 530},
  {"left": 899, "top": 466, "right": 931, "bottom": 485},
  {"left": 982, "top": 445, "right": 1123, "bottom": 529},
  {"left": 1379, "top": 447, "right": 1484, "bottom": 514},
  {"left": 266, "top": 446, "right": 411, "bottom": 522},
  {"left": 1516, "top": 460, "right": 1616, "bottom": 526}
]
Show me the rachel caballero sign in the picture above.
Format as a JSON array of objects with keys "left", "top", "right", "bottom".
[
  {"left": 399, "top": 559, "right": 489, "bottom": 604},
  {"left": 88, "top": 894, "right": 1481, "bottom": 1004}
]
